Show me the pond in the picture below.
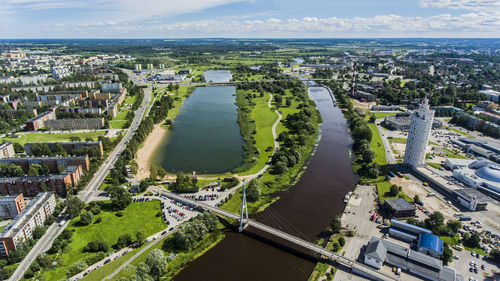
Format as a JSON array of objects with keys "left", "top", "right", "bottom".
[{"left": 203, "top": 70, "right": 233, "bottom": 83}]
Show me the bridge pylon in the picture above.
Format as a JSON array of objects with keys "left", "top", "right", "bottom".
[{"left": 239, "top": 183, "right": 248, "bottom": 232}]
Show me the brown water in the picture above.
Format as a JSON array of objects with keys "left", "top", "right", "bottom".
[{"left": 174, "top": 86, "right": 358, "bottom": 281}]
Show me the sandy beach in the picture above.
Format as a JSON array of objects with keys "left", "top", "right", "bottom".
[{"left": 135, "top": 124, "right": 167, "bottom": 179}]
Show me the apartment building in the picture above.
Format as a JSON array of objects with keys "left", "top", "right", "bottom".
[
  {"left": 0, "top": 194, "right": 26, "bottom": 219},
  {"left": 44, "top": 118, "right": 105, "bottom": 130},
  {"left": 0, "top": 143, "right": 15, "bottom": 159},
  {"left": 25, "top": 109, "right": 56, "bottom": 131},
  {"left": 0, "top": 155, "right": 90, "bottom": 172},
  {"left": 0, "top": 193, "right": 56, "bottom": 257}
]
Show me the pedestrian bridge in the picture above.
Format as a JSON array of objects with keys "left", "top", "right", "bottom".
[{"left": 158, "top": 191, "right": 397, "bottom": 281}]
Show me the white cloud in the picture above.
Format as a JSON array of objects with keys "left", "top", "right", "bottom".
[{"left": 419, "top": 0, "right": 500, "bottom": 12}]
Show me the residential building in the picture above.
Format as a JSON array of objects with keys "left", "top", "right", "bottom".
[
  {"left": 24, "top": 141, "right": 103, "bottom": 157},
  {"left": 101, "top": 82, "right": 122, "bottom": 93},
  {"left": 51, "top": 66, "right": 70, "bottom": 80},
  {"left": 0, "top": 193, "right": 56, "bottom": 257},
  {"left": 0, "top": 165, "right": 83, "bottom": 196},
  {"left": 0, "top": 143, "right": 15, "bottom": 159},
  {"left": 0, "top": 194, "right": 26, "bottom": 219},
  {"left": 25, "top": 109, "right": 56, "bottom": 131},
  {"left": 1, "top": 108, "right": 37, "bottom": 119},
  {"left": 0, "top": 155, "right": 90, "bottom": 172},
  {"left": 45, "top": 118, "right": 105, "bottom": 130},
  {"left": 8, "top": 99, "right": 21, "bottom": 110},
  {"left": 58, "top": 107, "right": 102, "bottom": 115},
  {"left": 404, "top": 97, "right": 435, "bottom": 168}
]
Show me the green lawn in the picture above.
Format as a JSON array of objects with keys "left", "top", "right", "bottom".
[
  {"left": 43, "top": 201, "right": 167, "bottom": 281},
  {"left": 367, "top": 124, "right": 387, "bottom": 166},
  {"left": 239, "top": 92, "right": 278, "bottom": 175},
  {"left": 376, "top": 180, "right": 412, "bottom": 202},
  {"left": 373, "top": 112, "right": 398, "bottom": 119},
  {"left": 440, "top": 234, "right": 460, "bottom": 246},
  {"left": 448, "top": 127, "right": 472, "bottom": 137},
  {"left": 0, "top": 225, "right": 5, "bottom": 232},
  {"left": 426, "top": 162, "right": 443, "bottom": 169},
  {"left": 2, "top": 131, "right": 106, "bottom": 145},
  {"left": 109, "top": 108, "right": 131, "bottom": 129},
  {"left": 124, "top": 95, "right": 137, "bottom": 106}
]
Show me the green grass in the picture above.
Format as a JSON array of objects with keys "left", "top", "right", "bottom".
[
  {"left": 426, "top": 162, "right": 443, "bottom": 169},
  {"left": 367, "top": 124, "right": 387, "bottom": 166},
  {"left": 43, "top": 201, "right": 167, "bottom": 281},
  {"left": 308, "top": 235, "right": 343, "bottom": 281},
  {"left": 464, "top": 246, "right": 489, "bottom": 257},
  {"left": 376, "top": 180, "right": 412, "bottom": 202},
  {"left": 373, "top": 112, "right": 398, "bottom": 119},
  {"left": 239, "top": 91, "right": 278, "bottom": 175},
  {"left": 0, "top": 225, "right": 5, "bottom": 231},
  {"left": 124, "top": 95, "right": 137, "bottom": 106},
  {"left": 2, "top": 131, "right": 106, "bottom": 145},
  {"left": 448, "top": 127, "right": 472, "bottom": 137},
  {"left": 109, "top": 108, "right": 132, "bottom": 129},
  {"left": 440, "top": 234, "right": 460, "bottom": 246}
]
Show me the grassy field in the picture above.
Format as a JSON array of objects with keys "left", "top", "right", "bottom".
[
  {"left": 376, "top": 180, "right": 412, "bottom": 202},
  {"left": 239, "top": 91, "right": 278, "bottom": 175},
  {"left": 373, "top": 112, "right": 398, "bottom": 119},
  {"left": 43, "top": 201, "right": 167, "bottom": 281},
  {"left": 109, "top": 108, "right": 131, "bottom": 129},
  {"left": 426, "top": 162, "right": 443, "bottom": 169},
  {"left": 367, "top": 124, "right": 387, "bottom": 166},
  {"left": 2, "top": 131, "right": 106, "bottom": 145},
  {"left": 0, "top": 225, "right": 5, "bottom": 231}
]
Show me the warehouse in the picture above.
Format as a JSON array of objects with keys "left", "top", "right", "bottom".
[{"left": 383, "top": 198, "right": 416, "bottom": 218}]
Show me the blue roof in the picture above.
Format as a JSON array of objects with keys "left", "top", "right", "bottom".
[
  {"left": 391, "top": 219, "right": 432, "bottom": 234},
  {"left": 418, "top": 233, "right": 443, "bottom": 254}
]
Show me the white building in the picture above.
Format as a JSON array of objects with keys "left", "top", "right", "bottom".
[
  {"left": 0, "top": 192, "right": 56, "bottom": 257},
  {"left": 0, "top": 142, "right": 15, "bottom": 159},
  {"left": 404, "top": 97, "right": 435, "bottom": 168},
  {"left": 0, "top": 194, "right": 26, "bottom": 219}
]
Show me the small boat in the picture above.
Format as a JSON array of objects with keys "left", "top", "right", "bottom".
[{"left": 344, "top": 191, "right": 352, "bottom": 203}]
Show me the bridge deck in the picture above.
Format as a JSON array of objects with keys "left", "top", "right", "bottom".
[{"left": 159, "top": 190, "right": 396, "bottom": 281}]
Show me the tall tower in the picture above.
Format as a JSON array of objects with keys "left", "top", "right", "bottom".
[{"left": 403, "top": 97, "right": 435, "bottom": 168}]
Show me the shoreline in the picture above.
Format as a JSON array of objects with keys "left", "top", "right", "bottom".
[{"left": 135, "top": 124, "right": 167, "bottom": 179}]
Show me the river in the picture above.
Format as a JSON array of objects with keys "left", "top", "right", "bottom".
[{"left": 174, "top": 86, "right": 358, "bottom": 281}]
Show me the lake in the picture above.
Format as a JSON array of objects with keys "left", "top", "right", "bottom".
[
  {"left": 151, "top": 86, "right": 243, "bottom": 174},
  {"left": 204, "top": 70, "right": 233, "bottom": 83}
]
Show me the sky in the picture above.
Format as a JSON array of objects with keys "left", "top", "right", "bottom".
[{"left": 0, "top": 0, "right": 499, "bottom": 38}]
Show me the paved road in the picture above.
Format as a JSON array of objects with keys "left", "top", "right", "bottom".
[
  {"left": 8, "top": 70, "right": 152, "bottom": 281},
  {"left": 376, "top": 121, "right": 396, "bottom": 165}
]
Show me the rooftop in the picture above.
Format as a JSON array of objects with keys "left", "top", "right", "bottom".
[{"left": 384, "top": 198, "right": 415, "bottom": 212}]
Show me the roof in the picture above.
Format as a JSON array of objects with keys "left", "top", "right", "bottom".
[
  {"left": 384, "top": 198, "right": 415, "bottom": 212},
  {"left": 418, "top": 233, "right": 444, "bottom": 255},
  {"left": 365, "top": 239, "right": 387, "bottom": 262},
  {"left": 391, "top": 219, "right": 432, "bottom": 234},
  {"left": 453, "top": 188, "right": 492, "bottom": 203}
]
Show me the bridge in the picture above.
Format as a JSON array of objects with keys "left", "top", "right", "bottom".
[{"left": 156, "top": 190, "right": 397, "bottom": 281}]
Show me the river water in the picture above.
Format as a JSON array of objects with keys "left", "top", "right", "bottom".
[
  {"left": 174, "top": 86, "right": 358, "bottom": 281},
  {"left": 151, "top": 86, "right": 243, "bottom": 174}
]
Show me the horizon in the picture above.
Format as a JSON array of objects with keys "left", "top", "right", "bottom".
[{"left": 1, "top": 0, "right": 499, "bottom": 38}]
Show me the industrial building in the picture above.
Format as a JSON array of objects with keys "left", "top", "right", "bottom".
[
  {"left": 404, "top": 97, "right": 435, "bottom": 168},
  {"left": 0, "top": 194, "right": 25, "bottom": 219},
  {"left": 0, "top": 143, "right": 15, "bottom": 159},
  {"left": 383, "top": 113, "right": 441, "bottom": 131},
  {"left": 389, "top": 219, "right": 432, "bottom": 242},
  {"left": 383, "top": 198, "right": 416, "bottom": 218},
  {"left": 447, "top": 158, "right": 500, "bottom": 197},
  {"left": 363, "top": 237, "right": 461, "bottom": 281},
  {"left": 0, "top": 193, "right": 56, "bottom": 257}
]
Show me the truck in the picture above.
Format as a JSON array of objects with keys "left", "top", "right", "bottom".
[
  {"left": 459, "top": 216, "right": 472, "bottom": 221},
  {"left": 427, "top": 192, "right": 436, "bottom": 197}
]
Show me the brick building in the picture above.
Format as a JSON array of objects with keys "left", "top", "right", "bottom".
[
  {"left": 25, "top": 109, "right": 56, "bottom": 131},
  {"left": 44, "top": 118, "right": 105, "bottom": 130},
  {"left": 0, "top": 155, "right": 90, "bottom": 173}
]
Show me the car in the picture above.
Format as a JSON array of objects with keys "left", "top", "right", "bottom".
[
  {"left": 453, "top": 255, "right": 459, "bottom": 260},
  {"left": 469, "top": 267, "right": 473, "bottom": 272},
  {"left": 481, "top": 264, "right": 486, "bottom": 270},
  {"left": 471, "top": 251, "right": 476, "bottom": 256},
  {"left": 476, "top": 253, "right": 480, "bottom": 258},
  {"left": 474, "top": 268, "right": 478, "bottom": 274}
]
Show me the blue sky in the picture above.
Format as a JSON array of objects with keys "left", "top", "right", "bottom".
[{"left": 0, "top": 0, "right": 499, "bottom": 38}]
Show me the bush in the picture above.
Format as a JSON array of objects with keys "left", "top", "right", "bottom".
[
  {"left": 332, "top": 243, "right": 340, "bottom": 252},
  {"left": 116, "top": 211, "right": 124, "bottom": 217},
  {"left": 338, "top": 237, "right": 345, "bottom": 246},
  {"left": 84, "top": 240, "right": 108, "bottom": 253},
  {"left": 84, "top": 252, "right": 106, "bottom": 265},
  {"left": 347, "top": 230, "right": 355, "bottom": 237},
  {"left": 94, "top": 217, "right": 102, "bottom": 224},
  {"left": 66, "top": 260, "right": 88, "bottom": 277},
  {"left": 79, "top": 211, "right": 93, "bottom": 226}
]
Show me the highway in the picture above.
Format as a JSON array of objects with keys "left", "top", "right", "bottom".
[
  {"left": 152, "top": 190, "right": 397, "bottom": 281},
  {"left": 8, "top": 70, "right": 152, "bottom": 281}
]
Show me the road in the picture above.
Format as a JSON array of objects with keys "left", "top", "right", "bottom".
[
  {"left": 8, "top": 70, "right": 152, "bottom": 281},
  {"left": 376, "top": 120, "right": 396, "bottom": 165}
]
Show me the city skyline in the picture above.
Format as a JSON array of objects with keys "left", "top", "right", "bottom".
[{"left": 1, "top": 0, "right": 499, "bottom": 38}]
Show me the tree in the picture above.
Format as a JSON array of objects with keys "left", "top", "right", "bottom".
[
  {"left": 441, "top": 243, "right": 453, "bottom": 265},
  {"left": 32, "top": 226, "right": 46, "bottom": 239},
  {"left": 333, "top": 242, "right": 340, "bottom": 252},
  {"left": 491, "top": 249, "right": 500, "bottom": 264},
  {"left": 12, "top": 142, "right": 24, "bottom": 153},
  {"left": 246, "top": 180, "right": 261, "bottom": 202},
  {"left": 79, "top": 211, "right": 93, "bottom": 226},
  {"left": 446, "top": 220, "right": 462, "bottom": 233},
  {"left": 389, "top": 184, "right": 399, "bottom": 197},
  {"left": 106, "top": 186, "right": 132, "bottom": 210},
  {"left": 463, "top": 232, "right": 481, "bottom": 248},
  {"left": 66, "top": 261, "right": 88, "bottom": 277},
  {"left": 157, "top": 167, "right": 166, "bottom": 179},
  {"left": 338, "top": 237, "right": 345, "bottom": 246},
  {"left": 145, "top": 249, "right": 167, "bottom": 280},
  {"left": 66, "top": 196, "right": 85, "bottom": 218},
  {"left": 413, "top": 195, "right": 420, "bottom": 203},
  {"left": 136, "top": 231, "right": 146, "bottom": 245},
  {"left": 139, "top": 180, "right": 149, "bottom": 193},
  {"left": 362, "top": 149, "right": 375, "bottom": 163},
  {"left": 330, "top": 216, "right": 341, "bottom": 234},
  {"left": 425, "top": 212, "right": 444, "bottom": 229},
  {"left": 28, "top": 165, "right": 39, "bottom": 176},
  {"left": 135, "top": 263, "right": 154, "bottom": 281},
  {"left": 116, "top": 233, "right": 133, "bottom": 249}
]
